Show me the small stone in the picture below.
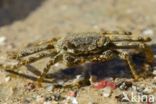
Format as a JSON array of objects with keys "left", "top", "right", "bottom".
[
  {"left": 76, "top": 75, "right": 84, "bottom": 80},
  {"left": 51, "top": 101, "right": 59, "bottom": 104},
  {"left": 131, "top": 85, "right": 137, "bottom": 91},
  {"left": 131, "top": 85, "right": 145, "bottom": 93},
  {"left": 88, "top": 102, "right": 97, "bottom": 104},
  {"left": 36, "top": 95, "right": 44, "bottom": 103},
  {"left": 67, "top": 91, "right": 77, "bottom": 97},
  {"left": 89, "top": 75, "right": 97, "bottom": 84},
  {"left": 57, "top": 80, "right": 64, "bottom": 86},
  {"left": 71, "top": 97, "right": 78, "bottom": 104},
  {"left": 143, "top": 87, "right": 153, "bottom": 94},
  {"left": 23, "top": 98, "right": 31, "bottom": 104},
  {"left": 5, "top": 76, "right": 11, "bottom": 82},
  {"left": 52, "top": 93, "right": 62, "bottom": 101},
  {"left": 0, "top": 36, "right": 6, "bottom": 46},
  {"left": 45, "top": 96, "right": 53, "bottom": 101},
  {"left": 54, "top": 63, "right": 66, "bottom": 69},
  {"left": 142, "top": 29, "right": 154, "bottom": 36},
  {"left": 43, "top": 101, "right": 52, "bottom": 104},
  {"left": 153, "top": 70, "right": 156, "bottom": 75},
  {"left": 66, "top": 97, "right": 78, "bottom": 104},
  {"left": 73, "top": 75, "right": 85, "bottom": 85},
  {"left": 118, "top": 81, "right": 132, "bottom": 90},
  {"left": 115, "top": 92, "right": 130, "bottom": 102},
  {"left": 102, "top": 87, "right": 112, "bottom": 97},
  {"left": 45, "top": 84, "right": 54, "bottom": 92},
  {"left": 24, "top": 82, "right": 36, "bottom": 91},
  {"left": 104, "top": 77, "right": 113, "bottom": 81}
]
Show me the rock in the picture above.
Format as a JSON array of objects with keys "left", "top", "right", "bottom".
[
  {"left": 131, "top": 85, "right": 137, "bottom": 91},
  {"left": 70, "top": 97, "right": 78, "bottom": 104},
  {"left": 93, "top": 80, "right": 116, "bottom": 90},
  {"left": 142, "top": 29, "right": 154, "bottom": 36},
  {"left": 104, "top": 77, "right": 113, "bottom": 81},
  {"left": 115, "top": 92, "right": 130, "bottom": 102},
  {"left": 153, "top": 70, "right": 156, "bottom": 75},
  {"left": 57, "top": 80, "right": 64, "bottom": 86},
  {"left": 43, "top": 101, "right": 52, "bottom": 104},
  {"left": 0, "top": 36, "right": 6, "bottom": 46},
  {"left": 67, "top": 91, "right": 77, "bottom": 97},
  {"left": 89, "top": 75, "right": 97, "bottom": 84},
  {"left": 45, "top": 84, "right": 54, "bottom": 92},
  {"left": 24, "top": 82, "right": 36, "bottom": 91},
  {"left": 102, "top": 87, "right": 112, "bottom": 97},
  {"left": 143, "top": 87, "right": 154, "bottom": 94},
  {"left": 5, "top": 76, "right": 11, "bottom": 82},
  {"left": 45, "top": 96, "right": 53, "bottom": 102},
  {"left": 66, "top": 96, "right": 78, "bottom": 104},
  {"left": 118, "top": 81, "right": 132, "bottom": 90},
  {"left": 51, "top": 101, "right": 59, "bottom": 104},
  {"left": 75, "top": 75, "right": 85, "bottom": 83},
  {"left": 52, "top": 93, "right": 62, "bottom": 101},
  {"left": 88, "top": 102, "right": 97, "bottom": 104},
  {"left": 36, "top": 95, "right": 44, "bottom": 103}
]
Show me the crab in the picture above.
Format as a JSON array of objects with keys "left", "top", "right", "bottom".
[{"left": 0, "top": 31, "right": 154, "bottom": 86}]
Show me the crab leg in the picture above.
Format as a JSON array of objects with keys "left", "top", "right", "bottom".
[
  {"left": 8, "top": 43, "right": 55, "bottom": 59},
  {"left": 118, "top": 51, "right": 139, "bottom": 80},
  {"left": 109, "top": 36, "right": 151, "bottom": 42},
  {"left": 115, "top": 42, "right": 154, "bottom": 64},
  {"left": 65, "top": 50, "right": 139, "bottom": 86},
  {"left": 88, "top": 51, "right": 139, "bottom": 79},
  {"left": 102, "top": 31, "right": 132, "bottom": 35},
  {"left": 37, "top": 53, "right": 62, "bottom": 86},
  {"left": 0, "top": 49, "right": 57, "bottom": 70}
]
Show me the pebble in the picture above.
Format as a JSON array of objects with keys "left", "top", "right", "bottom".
[
  {"left": 73, "top": 75, "right": 85, "bottom": 85},
  {"left": 36, "top": 95, "right": 44, "bottom": 103},
  {"left": 104, "top": 77, "right": 113, "bottom": 81},
  {"left": 115, "top": 92, "right": 130, "bottom": 102},
  {"left": 153, "top": 70, "right": 156, "bottom": 75},
  {"left": 88, "top": 102, "right": 97, "bottom": 104},
  {"left": 93, "top": 80, "right": 116, "bottom": 90},
  {"left": 54, "top": 63, "right": 66, "bottom": 69},
  {"left": 142, "top": 29, "right": 154, "bottom": 36},
  {"left": 0, "top": 36, "right": 6, "bottom": 46},
  {"left": 89, "top": 75, "right": 97, "bottom": 84},
  {"left": 44, "top": 96, "right": 53, "bottom": 101},
  {"left": 118, "top": 81, "right": 132, "bottom": 90},
  {"left": 5, "top": 76, "right": 11, "bottom": 82},
  {"left": 143, "top": 87, "right": 154, "bottom": 94},
  {"left": 68, "top": 91, "right": 77, "bottom": 97},
  {"left": 76, "top": 75, "right": 84, "bottom": 81},
  {"left": 102, "top": 87, "right": 112, "bottom": 97},
  {"left": 131, "top": 85, "right": 137, "bottom": 91},
  {"left": 52, "top": 93, "right": 62, "bottom": 101},
  {"left": 66, "top": 96, "right": 78, "bottom": 104},
  {"left": 24, "top": 82, "right": 36, "bottom": 91},
  {"left": 57, "top": 80, "right": 64, "bottom": 86},
  {"left": 45, "top": 84, "right": 54, "bottom": 92},
  {"left": 71, "top": 97, "right": 78, "bottom": 104},
  {"left": 51, "top": 101, "right": 59, "bottom": 104},
  {"left": 43, "top": 101, "right": 52, "bottom": 104}
]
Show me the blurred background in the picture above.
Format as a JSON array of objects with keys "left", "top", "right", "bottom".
[{"left": 0, "top": 0, "right": 156, "bottom": 47}]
